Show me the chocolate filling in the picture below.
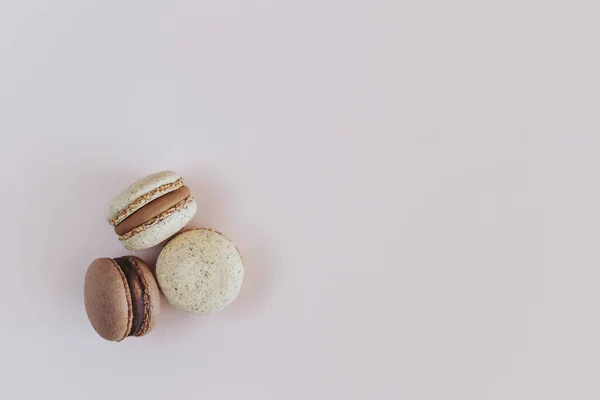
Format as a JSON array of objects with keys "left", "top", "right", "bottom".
[{"left": 114, "top": 257, "right": 145, "bottom": 337}]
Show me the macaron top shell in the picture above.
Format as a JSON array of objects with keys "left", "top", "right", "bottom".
[
  {"left": 84, "top": 258, "right": 132, "bottom": 341},
  {"left": 156, "top": 229, "right": 244, "bottom": 314},
  {"left": 105, "top": 171, "right": 182, "bottom": 226},
  {"left": 84, "top": 256, "right": 161, "bottom": 341}
]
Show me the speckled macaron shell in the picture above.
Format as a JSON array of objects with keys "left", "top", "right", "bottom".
[
  {"left": 120, "top": 199, "right": 197, "bottom": 251},
  {"left": 105, "top": 171, "right": 182, "bottom": 226},
  {"left": 84, "top": 256, "right": 161, "bottom": 342},
  {"left": 156, "top": 228, "right": 244, "bottom": 314}
]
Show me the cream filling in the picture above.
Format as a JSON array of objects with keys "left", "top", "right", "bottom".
[
  {"left": 118, "top": 196, "right": 195, "bottom": 240},
  {"left": 109, "top": 178, "right": 184, "bottom": 226}
]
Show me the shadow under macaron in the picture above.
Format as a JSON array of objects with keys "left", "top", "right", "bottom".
[{"left": 223, "top": 236, "right": 273, "bottom": 317}]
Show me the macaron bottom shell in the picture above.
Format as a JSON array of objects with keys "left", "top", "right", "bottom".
[{"left": 156, "top": 228, "right": 244, "bottom": 314}]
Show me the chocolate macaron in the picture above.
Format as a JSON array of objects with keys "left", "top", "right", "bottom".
[
  {"left": 105, "top": 171, "right": 198, "bottom": 250},
  {"left": 84, "top": 256, "right": 161, "bottom": 341}
]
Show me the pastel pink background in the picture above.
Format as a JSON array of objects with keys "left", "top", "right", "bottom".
[{"left": 1, "top": 1, "right": 598, "bottom": 399}]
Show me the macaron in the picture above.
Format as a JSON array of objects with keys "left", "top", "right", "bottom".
[
  {"left": 105, "top": 171, "right": 198, "bottom": 250},
  {"left": 156, "top": 228, "right": 244, "bottom": 314},
  {"left": 84, "top": 256, "right": 161, "bottom": 341}
]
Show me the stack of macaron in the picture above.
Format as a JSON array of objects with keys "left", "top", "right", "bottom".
[{"left": 84, "top": 171, "right": 244, "bottom": 341}]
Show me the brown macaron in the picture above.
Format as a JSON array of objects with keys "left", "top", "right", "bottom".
[{"left": 84, "top": 256, "right": 161, "bottom": 342}]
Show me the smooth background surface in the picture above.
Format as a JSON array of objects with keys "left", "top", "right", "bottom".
[{"left": 0, "top": 1, "right": 598, "bottom": 399}]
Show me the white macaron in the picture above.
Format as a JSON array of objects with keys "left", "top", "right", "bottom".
[
  {"left": 105, "top": 171, "right": 198, "bottom": 251},
  {"left": 156, "top": 228, "right": 244, "bottom": 314}
]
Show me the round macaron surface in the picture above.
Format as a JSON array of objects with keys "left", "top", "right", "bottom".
[
  {"left": 84, "top": 256, "right": 160, "bottom": 341},
  {"left": 156, "top": 229, "right": 244, "bottom": 314},
  {"left": 105, "top": 171, "right": 197, "bottom": 251}
]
